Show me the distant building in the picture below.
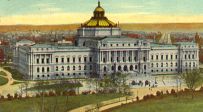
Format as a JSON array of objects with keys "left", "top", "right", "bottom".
[
  {"left": 0, "top": 48, "right": 4, "bottom": 63},
  {"left": 14, "top": 1, "right": 199, "bottom": 80}
]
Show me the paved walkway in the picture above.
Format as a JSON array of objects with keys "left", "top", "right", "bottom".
[{"left": 0, "top": 67, "right": 22, "bottom": 96}]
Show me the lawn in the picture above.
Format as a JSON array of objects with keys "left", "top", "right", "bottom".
[
  {"left": 0, "top": 76, "right": 8, "bottom": 86},
  {"left": 0, "top": 93, "right": 122, "bottom": 112},
  {"left": 110, "top": 93, "right": 203, "bottom": 112},
  {"left": 0, "top": 71, "right": 7, "bottom": 76},
  {"left": 3, "top": 67, "right": 24, "bottom": 80},
  {"left": 28, "top": 82, "right": 82, "bottom": 91}
]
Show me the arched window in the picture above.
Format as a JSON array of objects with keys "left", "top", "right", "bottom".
[
  {"left": 37, "top": 67, "right": 40, "bottom": 73},
  {"left": 135, "top": 65, "right": 138, "bottom": 69},
  {"left": 42, "top": 67, "right": 44, "bottom": 72},
  {"left": 124, "top": 65, "right": 128, "bottom": 71},
  {"left": 47, "top": 67, "right": 49, "bottom": 72},
  {"left": 104, "top": 66, "right": 107, "bottom": 72},
  {"left": 67, "top": 66, "right": 70, "bottom": 70},
  {"left": 111, "top": 66, "right": 114, "bottom": 71},
  {"left": 118, "top": 66, "right": 122, "bottom": 71},
  {"left": 130, "top": 65, "right": 133, "bottom": 71}
]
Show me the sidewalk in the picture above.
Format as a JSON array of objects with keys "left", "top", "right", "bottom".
[{"left": 69, "top": 86, "right": 179, "bottom": 112}]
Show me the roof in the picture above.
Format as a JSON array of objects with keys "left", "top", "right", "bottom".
[
  {"left": 81, "top": 1, "right": 117, "bottom": 27},
  {"left": 175, "top": 42, "right": 196, "bottom": 45},
  {"left": 151, "top": 43, "right": 177, "bottom": 48},
  {"left": 30, "top": 43, "right": 91, "bottom": 51},
  {"left": 17, "top": 39, "right": 34, "bottom": 43},
  {"left": 100, "top": 36, "right": 138, "bottom": 42},
  {"left": 31, "top": 44, "right": 52, "bottom": 48}
]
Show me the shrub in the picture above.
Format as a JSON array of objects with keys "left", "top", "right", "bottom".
[
  {"left": 156, "top": 91, "right": 162, "bottom": 96},
  {"left": 199, "top": 87, "right": 203, "bottom": 92},
  {"left": 68, "top": 90, "right": 76, "bottom": 96},
  {"left": 7, "top": 94, "right": 13, "bottom": 100},
  {"left": 136, "top": 96, "right": 139, "bottom": 101},
  {"left": 143, "top": 94, "right": 150, "bottom": 100},
  {"left": 91, "top": 91, "right": 96, "bottom": 94},
  {"left": 109, "top": 88, "right": 117, "bottom": 93},
  {"left": 35, "top": 93, "right": 40, "bottom": 98},
  {"left": 14, "top": 93, "right": 18, "bottom": 99},
  {"left": 171, "top": 89, "right": 176, "bottom": 95},
  {"left": 18, "top": 95, "right": 22, "bottom": 99},
  {"left": 0, "top": 95, "right": 4, "bottom": 100},
  {"left": 49, "top": 91, "right": 56, "bottom": 96},
  {"left": 82, "top": 90, "right": 91, "bottom": 95},
  {"left": 184, "top": 88, "right": 190, "bottom": 92}
]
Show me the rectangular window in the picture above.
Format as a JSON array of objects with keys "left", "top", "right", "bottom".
[
  {"left": 79, "top": 57, "right": 81, "bottom": 62},
  {"left": 73, "top": 57, "right": 75, "bottom": 63},
  {"left": 46, "top": 58, "right": 49, "bottom": 63},
  {"left": 151, "top": 55, "right": 153, "bottom": 60},
  {"left": 171, "top": 55, "right": 173, "bottom": 60},
  {"left": 67, "top": 57, "right": 70, "bottom": 63},
  {"left": 103, "top": 58, "right": 106, "bottom": 63},
  {"left": 84, "top": 57, "right": 87, "bottom": 62},
  {"left": 166, "top": 55, "right": 168, "bottom": 60},
  {"left": 89, "top": 57, "right": 92, "bottom": 62},
  {"left": 56, "top": 58, "right": 58, "bottom": 63},
  {"left": 41, "top": 59, "right": 44, "bottom": 64},
  {"left": 176, "top": 55, "right": 178, "bottom": 59},
  {"left": 161, "top": 55, "right": 163, "bottom": 60},
  {"left": 156, "top": 55, "right": 158, "bottom": 60},
  {"left": 37, "top": 59, "right": 39, "bottom": 64},
  {"left": 61, "top": 58, "right": 64, "bottom": 63}
]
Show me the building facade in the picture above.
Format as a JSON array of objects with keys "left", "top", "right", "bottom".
[{"left": 14, "top": 1, "right": 199, "bottom": 80}]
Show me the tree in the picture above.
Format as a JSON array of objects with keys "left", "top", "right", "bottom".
[{"left": 181, "top": 69, "right": 203, "bottom": 99}]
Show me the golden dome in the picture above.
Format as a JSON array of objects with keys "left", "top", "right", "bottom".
[
  {"left": 82, "top": 1, "right": 117, "bottom": 27},
  {"left": 94, "top": 1, "right": 104, "bottom": 12},
  {"left": 95, "top": 7, "right": 104, "bottom": 12}
]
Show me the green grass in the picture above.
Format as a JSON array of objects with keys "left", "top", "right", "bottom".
[
  {"left": 111, "top": 93, "right": 203, "bottom": 112},
  {"left": 0, "top": 76, "right": 8, "bottom": 86},
  {"left": 11, "top": 81, "right": 24, "bottom": 85},
  {"left": 3, "top": 67, "right": 24, "bottom": 80},
  {"left": 0, "top": 93, "right": 122, "bottom": 112},
  {"left": 28, "top": 82, "right": 82, "bottom": 91},
  {"left": 0, "top": 71, "right": 7, "bottom": 76}
]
